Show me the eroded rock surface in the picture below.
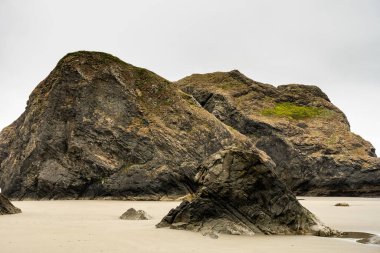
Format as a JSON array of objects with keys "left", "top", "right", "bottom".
[
  {"left": 0, "top": 193, "right": 21, "bottom": 215},
  {"left": 157, "top": 148, "right": 336, "bottom": 236},
  {"left": 177, "top": 71, "right": 380, "bottom": 196},
  {"left": 0, "top": 51, "right": 251, "bottom": 200}
]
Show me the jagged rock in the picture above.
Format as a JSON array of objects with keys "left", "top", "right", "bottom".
[
  {"left": 0, "top": 193, "right": 21, "bottom": 215},
  {"left": 157, "top": 148, "right": 337, "bottom": 236},
  {"left": 0, "top": 51, "right": 251, "bottom": 200},
  {"left": 120, "top": 208, "right": 151, "bottom": 220},
  {"left": 177, "top": 70, "right": 380, "bottom": 196}
]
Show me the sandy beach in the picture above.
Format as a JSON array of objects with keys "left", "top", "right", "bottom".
[{"left": 0, "top": 197, "right": 379, "bottom": 253}]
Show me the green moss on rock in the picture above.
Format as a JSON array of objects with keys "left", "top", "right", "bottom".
[{"left": 261, "top": 102, "right": 327, "bottom": 120}]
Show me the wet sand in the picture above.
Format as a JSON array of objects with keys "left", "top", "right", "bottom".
[{"left": 0, "top": 197, "right": 379, "bottom": 253}]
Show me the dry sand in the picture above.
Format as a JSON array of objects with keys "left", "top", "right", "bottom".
[{"left": 0, "top": 197, "right": 379, "bottom": 253}]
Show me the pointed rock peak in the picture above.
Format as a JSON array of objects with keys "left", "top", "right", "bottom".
[
  {"left": 227, "top": 69, "right": 257, "bottom": 85},
  {"left": 26, "top": 51, "right": 170, "bottom": 108},
  {"left": 54, "top": 50, "right": 166, "bottom": 85},
  {"left": 57, "top": 51, "right": 129, "bottom": 67}
]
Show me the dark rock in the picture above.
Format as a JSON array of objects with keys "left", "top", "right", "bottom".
[
  {"left": 341, "top": 232, "right": 380, "bottom": 245},
  {"left": 0, "top": 51, "right": 251, "bottom": 200},
  {"left": 177, "top": 71, "right": 380, "bottom": 196},
  {"left": 361, "top": 235, "right": 380, "bottom": 245},
  {"left": 120, "top": 208, "right": 151, "bottom": 220},
  {"left": 334, "top": 202, "right": 349, "bottom": 207},
  {"left": 157, "top": 148, "right": 337, "bottom": 236},
  {"left": 0, "top": 193, "right": 21, "bottom": 215}
]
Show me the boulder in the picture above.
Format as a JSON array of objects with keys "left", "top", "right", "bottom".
[
  {"left": 120, "top": 208, "right": 151, "bottom": 220},
  {"left": 157, "top": 148, "right": 336, "bottom": 236},
  {"left": 334, "top": 202, "right": 349, "bottom": 207}
]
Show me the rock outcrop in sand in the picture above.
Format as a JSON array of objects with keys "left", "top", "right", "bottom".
[
  {"left": 177, "top": 71, "right": 380, "bottom": 196},
  {"left": 157, "top": 148, "right": 336, "bottom": 236},
  {"left": 120, "top": 208, "right": 151, "bottom": 220},
  {"left": 0, "top": 51, "right": 250, "bottom": 200},
  {"left": 0, "top": 193, "right": 21, "bottom": 215}
]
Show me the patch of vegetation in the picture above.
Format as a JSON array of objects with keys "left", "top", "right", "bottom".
[{"left": 261, "top": 102, "right": 327, "bottom": 120}]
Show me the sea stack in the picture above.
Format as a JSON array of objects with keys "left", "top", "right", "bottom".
[{"left": 0, "top": 51, "right": 379, "bottom": 200}]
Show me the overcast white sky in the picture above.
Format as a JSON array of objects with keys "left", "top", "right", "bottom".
[{"left": 0, "top": 0, "right": 379, "bottom": 152}]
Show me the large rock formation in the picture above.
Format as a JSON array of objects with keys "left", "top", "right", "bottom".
[
  {"left": 0, "top": 193, "right": 21, "bottom": 215},
  {"left": 157, "top": 148, "right": 336, "bottom": 236},
  {"left": 0, "top": 51, "right": 378, "bottom": 199},
  {"left": 177, "top": 71, "right": 380, "bottom": 196},
  {"left": 0, "top": 51, "right": 251, "bottom": 200}
]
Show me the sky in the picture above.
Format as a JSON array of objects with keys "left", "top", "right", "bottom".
[{"left": 0, "top": 0, "right": 379, "bottom": 152}]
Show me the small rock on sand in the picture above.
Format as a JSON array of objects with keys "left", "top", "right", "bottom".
[
  {"left": 335, "top": 203, "right": 349, "bottom": 207},
  {"left": 120, "top": 208, "right": 151, "bottom": 220},
  {"left": 358, "top": 235, "right": 380, "bottom": 245}
]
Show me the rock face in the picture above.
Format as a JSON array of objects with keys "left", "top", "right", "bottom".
[
  {"left": 0, "top": 51, "right": 251, "bottom": 200},
  {"left": 177, "top": 71, "right": 380, "bottom": 196},
  {"left": 157, "top": 148, "right": 335, "bottom": 236},
  {"left": 120, "top": 208, "right": 151, "bottom": 220},
  {"left": 0, "top": 193, "right": 21, "bottom": 215}
]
